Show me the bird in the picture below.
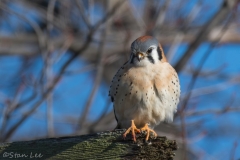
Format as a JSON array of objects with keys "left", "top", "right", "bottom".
[{"left": 109, "top": 36, "right": 180, "bottom": 142}]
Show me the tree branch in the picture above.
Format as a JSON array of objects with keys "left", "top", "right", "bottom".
[
  {"left": 1, "top": 0, "right": 126, "bottom": 141},
  {"left": 0, "top": 130, "right": 177, "bottom": 160},
  {"left": 174, "top": 0, "right": 233, "bottom": 72}
]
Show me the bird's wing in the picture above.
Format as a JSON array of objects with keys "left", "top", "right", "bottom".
[
  {"left": 109, "top": 61, "right": 128, "bottom": 125},
  {"left": 109, "top": 68, "right": 121, "bottom": 103},
  {"left": 109, "top": 61, "right": 128, "bottom": 102}
]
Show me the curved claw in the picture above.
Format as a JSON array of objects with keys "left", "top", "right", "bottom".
[
  {"left": 123, "top": 120, "right": 140, "bottom": 142},
  {"left": 140, "top": 123, "right": 157, "bottom": 141}
]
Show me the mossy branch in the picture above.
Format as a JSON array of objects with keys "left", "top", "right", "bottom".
[{"left": 0, "top": 130, "right": 177, "bottom": 160}]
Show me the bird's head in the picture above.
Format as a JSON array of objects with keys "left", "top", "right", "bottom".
[{"left": 129, "top": 36, "right": 167, "bottom": 66}]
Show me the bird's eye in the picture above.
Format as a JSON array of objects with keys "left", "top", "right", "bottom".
[{"left": 147, "top": 48, "right": 153, "bottom": 54}]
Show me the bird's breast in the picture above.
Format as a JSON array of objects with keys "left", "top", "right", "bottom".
[
  {"left": 111, "top": 62, "right": 180, "bottom": 128},
  {"left": 113, "top": 66, "right": 164, "bottom": 128}
]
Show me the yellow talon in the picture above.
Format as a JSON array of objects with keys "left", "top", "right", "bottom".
[
  {"left": 123, "top": 120, "right": 140, "bottom": 142},
  {"left": 140, "top": 123, "right": 157, "bottom": 141}
]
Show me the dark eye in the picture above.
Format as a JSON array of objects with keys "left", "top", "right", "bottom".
[{"left": 147, "top": 48, "right": 153, "bottom": 54}]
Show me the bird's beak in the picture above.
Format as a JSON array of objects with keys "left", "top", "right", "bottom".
[{"left": 136, "top": 52, "right": 144, "bottom": 62}]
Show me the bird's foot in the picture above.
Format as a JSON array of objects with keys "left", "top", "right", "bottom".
[
  {"left": 140, "top": 123, "right": 157, "bottom": 141},
  {"left": 123, "top": 120, "right": 141, "bottom": 142}
]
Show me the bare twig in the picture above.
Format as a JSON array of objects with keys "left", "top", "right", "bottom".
[
  {"left": 2, "top": 0, "right": 125, "bottom": 141},
  {"left": 174, "top": 0, "right": 232, "bottom": 72},
  {"left": 185, "top": 64, "right": 227, "bottom": 78},
  {"left": 20, "top": 0, "right": 66, "bottom": 29},
  {"left": 127, "top": 1, "right": 146, "bottom": 31},
  {"left": 77, "top": 2, "right": 108, "bottom": 131},
  {"left": 64, "top": 64, "right": 96, "bottom": 76},
  {"left": 0, "top": 1, "right": 45, "bottom": 52},
  {"left": 167, "top": 1, "right": 201, "bottom": 63},
  {"left": 154, "top": 0, "right": 170, "bottom": 27},
  {"left": 0, "top": 84, "right": 24, "bottom": 138},
  {"left": 181, "top": 76, "right": 240, "bottom": 99},
  {"left": 230, "top": 141, "right": 238, "bottom": 160},
  {"left": 75, "top": 0, "right": 92, "bottom": 29},
  {"left": 179, "top": 5, "right": 233, "bottom": 113},
  {"left": 88, "top": 99, "right": 112, "bottom": 133},
  {"left": 184, "top": 107, "right": 240, "bottom": 117},
  {"left": 176, "top": 3, "right": 235, "bottom": 158},
  {"left": 46, "top": 0, "right": 56, "bottom": 138},
  {"left": 179, "top": 107, "right": 187, "bottom": 160}
]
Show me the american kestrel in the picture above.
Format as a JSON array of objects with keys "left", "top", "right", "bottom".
[{"left": 109, "top": 36, "right": 180, "bottom": 141}]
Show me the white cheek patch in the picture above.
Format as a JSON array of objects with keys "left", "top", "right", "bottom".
[{"left": 150, "top": 49, "right": 159, "bottom": 62}]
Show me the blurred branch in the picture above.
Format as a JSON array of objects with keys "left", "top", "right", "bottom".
[
  {"left": 185, "top": 64, "right": 227, "bottom": 78},
  {"left": 230, "top": 141, "right": 238, "bottom": 160},
  {"left": 0, "top": 83, "right": 25, "bottom": 137},
  {"left": 75, "top": 0, "right": 92, "bottom": 29},
  {"left": 146, "top": 0, "right": 171, "bottom": 35},
  {"left": 166, "top": 1, "right": 201, "bottom": 63},
  {"left": 185, "top": 91, "right": 237, "bottom": 117},
  {"left": 176, "top": 12, "right": 234, "bottom": 156},
  {"left": 174, "top": 0, "right": 233, "bottom": 72},
  {"left": 179, "top": 105, "right": 187, "bottom": 159},
  {"left": 127, "top": 1, "right": 146, "bottom": 31},
  {"left": 0, "top": 1, "right": 45, "bottom": 52},
  {"left": 93, "top": 0, "right": 125, "bottom": 31},
  {"left": 0, "top": 25, "right": 240, "bottom": 56},
  {"left": 179, "top": 3, "right": 234, "bottom": 113},
  {"left": 46, "top": 0, "right": 56, "bottom": 138},
  {"left": 181, "top": 76, "right": 240, "bottom": 99},
  {"left": 88, "top": 99, "right": 112, "bottom": 133},
  {"left": 64, "top": 64, "right": 96, "bottom": 76},
  {"left": 47, "top": 0, "right": 56, "bottom": 34},
  {"left": 185, "top": 107, "right": 240, "bottom": 117},
  {"left": 1, "top": 0, "right": 125, "bottom": 141},
  {"left": 176, "top": 3, "right": 235, "bottom": 157},
  {"left": 77, "top": 2, "right": 108, "bottom": 131},
  {"left": 20, "top": 0, "right": 67, "bottom": 29},
  {"left": 154, "top": 0, "right": 170, "bottom": 27},
  {"left": 166, "top": 33, "right": 184, "bottom": 63}
]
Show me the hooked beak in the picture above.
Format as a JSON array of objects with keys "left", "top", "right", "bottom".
[{"left": 136, "top": 52, "right": 144, "bottom": 62}]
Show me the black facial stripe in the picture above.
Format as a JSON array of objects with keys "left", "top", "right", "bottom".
[
  {"left": 147, "top": 56, "right": 155, "bottom": 64},
  {"left": 157, "top": 46, "right": 162, "bottom": 60},
  {"left": 130, "top": 54, "right": 135, "bottom": 64}
]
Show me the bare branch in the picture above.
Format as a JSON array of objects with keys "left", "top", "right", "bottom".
[
  {"left": 64, "top": 64, "right": 95, "bottom": 76},
  {"left": 174, "top": 0, "right": 233, "bottom": 72},
  {"left": 75, "top": 0, "right": 92, "bottom": 29},
  {"left": 88, "top": 100, "right": 112, "bottom": 133},
  {"left": 230, "top": 141, "right": 238, "bottom": 160},
  {"left": 46, "top": 0, "right": 56, "bottom": 138},
  {"left": 179, "top": 5, "right": 234, "bottom": 113},
  {"left": 166, "top": 1, "right": 202, "bottom": 63},
  {"left": 77, "top": 3, "right": 108, "bottom": 131},
  {"left": 0, "top": 1, "right": 45, "bottom": 52},
  {"left": 181, "top": 76, "right": 240, "bottom": 99},
  {"left": 185, "top": 107, "right": 240, "bottom": 117},
  {"left": 2, "top": 0, "right": 126, "bottom": 141}
]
